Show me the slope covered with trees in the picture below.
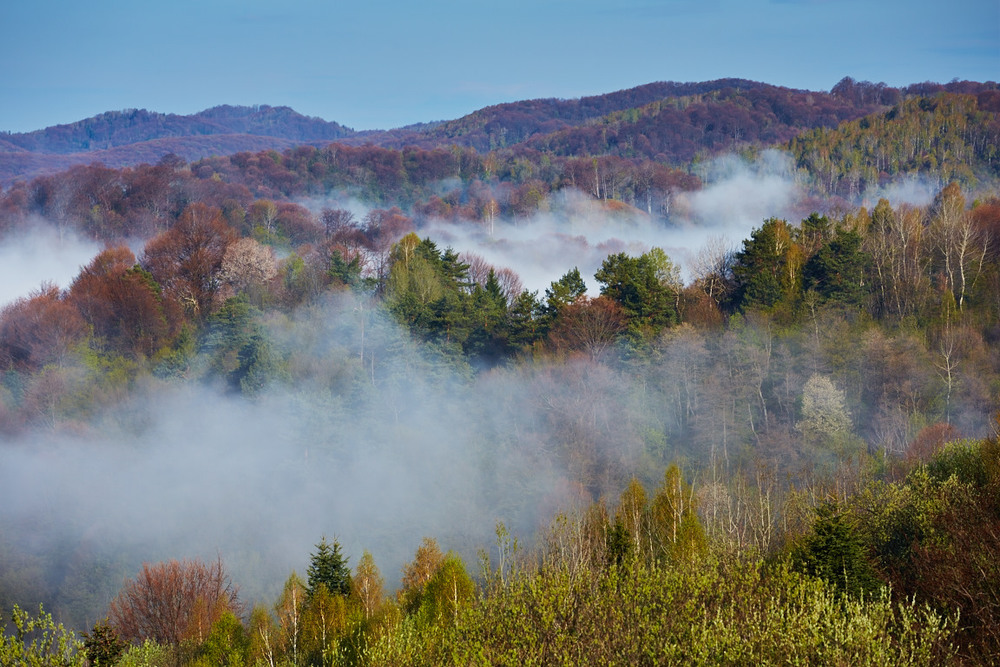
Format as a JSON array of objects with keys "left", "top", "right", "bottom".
[{"left": 1, "top": 77, "right": 999, "bottom": 665}]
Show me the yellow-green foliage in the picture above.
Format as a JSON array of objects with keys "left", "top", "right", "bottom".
[
  {"left": 371, "top": 557, "right": 954, "bottom": 666},
  {"left": 0, "top": 603, "right": 86, "bottom": 667}
]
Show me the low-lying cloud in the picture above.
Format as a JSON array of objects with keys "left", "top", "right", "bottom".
[{"left": 0, "top": 223, "right": 102, "bottom": 308}]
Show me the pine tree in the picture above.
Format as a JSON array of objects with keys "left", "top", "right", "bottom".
[{"left": 306, "top": 536, "right": 352, "bottom": 598}]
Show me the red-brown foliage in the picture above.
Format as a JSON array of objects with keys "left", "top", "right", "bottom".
[
  {"left": 141, "top": 203, "right": 237, "bottom": 319},
  {"left": 108, "top": 557, "right": 242, "bottom": 647},
  {"left": 548, "top": 296, "right": 626, "bottom": 361},
  {"left": 67, "top": 246, "right": 179, "bottom": 358},
  {"left": 0, "top": 284, "right": 88, "bottom": 372}
]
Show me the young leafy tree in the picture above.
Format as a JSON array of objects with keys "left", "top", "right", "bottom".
[
  {"left": 351, "top": 551, "right": 385, "bottom": 621},
  {"left": 397, "top": 537, "right": 445, "bottom": 614},
  {"left": 274, "top": 572, "right": 307, "bottom": 666},
  {"left": 1, "top": 604, "right": 86, "bottom": 667},
  {"left": 418, "top": 553, "right": 475, "bottom": 627},
  {"left": 650, "top": 464, "right": 707, "bottom": 563},
  {"left": 190, "top": 611, "right": 249, "bottom": 667},
  {"left": 307, "top": 536, "right": 352, "bottom": 598}
]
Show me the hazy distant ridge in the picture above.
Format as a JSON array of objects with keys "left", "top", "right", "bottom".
[{"left": 0, "top": 105, "right": 355, "bottom": 154}]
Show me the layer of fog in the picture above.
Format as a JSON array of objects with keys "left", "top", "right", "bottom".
[
  {"left": 423, "top": 150, "right": 806, "bottom": 290},
  {"left": 297, "top": 150, "right": 807, "bottom": 292},
  {"left": 0, "top": 223, "right": 102, "bottom": 308},
  {"left": 0, "top": 150, "right": 905, "bottom": 630},
  {"left": 863, "top": 174, "right": 939, "bottom": 208},
  {"left": 0, "top": 293, "right": 580, "bottom": 624}
]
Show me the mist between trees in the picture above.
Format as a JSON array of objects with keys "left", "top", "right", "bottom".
[{"left": 0, "top": 142, "right": 998, "bottom": 663}]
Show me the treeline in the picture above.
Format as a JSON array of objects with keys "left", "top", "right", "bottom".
[
  {"left": 0, "top": 144, "right": 699, "bottom": 245},
  {"left": 6, "top": 431, "right": 999, "bottom": 664},
  {"left": 791, "top": 92, "right": 1000, "bottom": 197},
  {"left": 2, "top": 181, "right": 999, "bottom": 445}
]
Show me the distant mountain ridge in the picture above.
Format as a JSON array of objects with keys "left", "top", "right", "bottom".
[
  {"left": 1, "top": 78, "right": 996, "bottom": 185},
  {"left": 1, "top": 105, "right": 355, "bottom": 154}
]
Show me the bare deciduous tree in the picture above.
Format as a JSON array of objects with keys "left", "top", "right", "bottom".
[{"left": 108, "top": 557, "right": 241, "bottom": 648}]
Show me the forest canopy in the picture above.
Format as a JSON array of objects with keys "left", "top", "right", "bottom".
[{"left": 1, "top": 77, "right": 999, "bottom": 665}]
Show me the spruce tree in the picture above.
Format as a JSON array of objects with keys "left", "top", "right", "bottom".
[{"left": 306, "top": 536, "right": 352, "bottom": 597}]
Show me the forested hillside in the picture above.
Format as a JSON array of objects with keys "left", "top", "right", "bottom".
[{"left": 1, "top": 78, "right": 999, "bottom": 665}]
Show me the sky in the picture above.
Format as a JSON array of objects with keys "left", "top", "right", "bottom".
[{"left": 1, "top": 0, "right": 997, "bottom": 134}]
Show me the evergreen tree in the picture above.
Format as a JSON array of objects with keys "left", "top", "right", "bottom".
[
  {"left": 791, "top": 502, "right": 881, "bottom": 598},
  {"left": 307, "top": 536, "right": 352, "bottom": 598},
  {"left": 594, "top": 251, "right": 678, "bottom": 339},
  {"left": 802, "top": 228, "right": 869, "bottom": 306}
]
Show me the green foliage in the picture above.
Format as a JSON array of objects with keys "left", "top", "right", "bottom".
[
  {"left": 594, "top": 250, "right": 678, "bottom": 340},
  {"left": 190, "top": 611, "right": 249, "bottom": 667},
  {"left": 202, "top": 296, "right": 284, "bottom": 395},
  {"left": 924, "top": 437, "right": 992, "bottom": 486},
  {"left": 802, "top": 227, "right": 869, "bottom": 306},
  {"left": 385, "top": 556, "right": 955, "bottom": 666},
  {"left": 604, "top": 519, "right": 631, "bottom": 569},
  {"left": 328, "top": 249, "right": 363, "bottom": 288},
  {"left": 0, "top": 603, "right": 86, "bottom": 666},
  {"left": 543, "top": 267, "right": 587, "bottom": 316},
  {"left": 790, "top": 502, "right": 882, "bottom": 598},
  {"left": 307, "top": 536, "right": 352, "bottom": 598},
  {"left": 115, "top": 639, "right": 170, "bottom": 667},
  {"left": 791, "top": 92, "right": 999, "bottom": 197},
  {"left": 82, "top": 619, "right": 127, "bottom": 666},
  {"left": 417, "top": 553, "right": 475, "bottom": 627},
  {"left": 731, "top": 217, "right": 802, "bottom": 314}
]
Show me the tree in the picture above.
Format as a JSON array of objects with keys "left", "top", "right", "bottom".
[
  {"left": 321, "top": 207, "right": 355, "bottom": 239},
  {"left": 798, "top": 373, "right": 859, "bottom": 461},
  {"left": 250, "top": 199, "right": 279, "bottom": 236},
  {"left": 731, "top": 217, "right": 803, "bottom": 313},
  {"left": 616, "top": 478, "right": 649, "bottom": 560},
  {"left": 108, "top": 557, "right": 241, "bottom": 649},
  {"left": 141, "top": 203, "right": 237, "bottom": 319},
  {"left": 543, "top": 267, "right": 587, "bottom": 316},
  {"left": 594, "top": 250, "right": 678, "bottom": 339},
  {"left": 547, "top": 296, "right": 626, "bottom": 360},
  {"left": 649, "top": 464, "right": 707, "bottom": 563},
  {"left": 68, "top": 246, "right": 176, "bottom": 358},
  {"left": 220, "top": 237, "right": 278, "bottom": 305},
  {"left": 398, "top": 537, "right": 445, "bottom": 614},
  {"left": 202, "top": 296, "right": 281, "bottom": 396},
  {"left": 0, "top": 284, "right": 88, "bottom": 372},
  {"left": 191, "top": 611, "right": 249, "bottom": 667},
  {"left": 930, "top": 183, "right": 987, "bottom": 311},
  {"left": 82, "top": 619, "right": 127, "bottom": 666},
  {"left": 307, "top": 536, "right": 352, "bottom": 598},
  {"left": 790, "top": 502, "right": 881, "bottom": 598},
  {"left": 865, "top": 199, "right": 928, "bottom": 319},
  {"left": 418, "top": 553, "right": 475, "bottom": 626},
  {"left": 351, "top": 551, "right": 385, "bottom": 620},
  {"left": 273, "top": 573, "right": 306, "bottom": 666},
  {"left": 802, "top": 228, "right": 869, "bottom": 306},
  {"left": 1, "top": 604, "right": 86, "bottom": 667}
]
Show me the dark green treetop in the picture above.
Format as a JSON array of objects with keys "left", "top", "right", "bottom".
[{"left": 307, "top": 536, "right": 352, "bottom": 598}]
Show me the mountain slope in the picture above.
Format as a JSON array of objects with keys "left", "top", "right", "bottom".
[{"left": 2, "top": 105, "right": 355, "bottom": 154}]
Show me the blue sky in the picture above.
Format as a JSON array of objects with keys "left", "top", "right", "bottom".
[{"left": 1, "top": 0, "right": 997, "bottom": 134}]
